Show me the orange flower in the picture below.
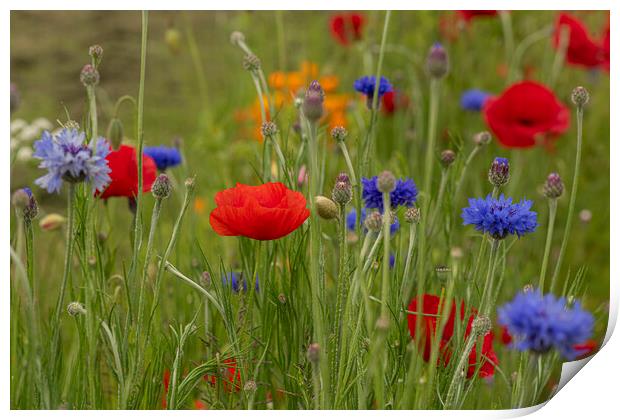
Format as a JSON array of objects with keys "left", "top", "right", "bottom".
[{"left": 194, "top": 197, "right": 206, "bottom": 215}]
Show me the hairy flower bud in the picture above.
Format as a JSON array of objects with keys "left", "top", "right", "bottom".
[
  {"left": 152, "top": 174, "right": 172, "bottom": 199},
  {"left": 261, "top": 121, "right": 278, "bottom": 139},
  {"left": 488, "top": 157, "right": 510, "bottom": 187},
  {"left": 88, "top": 44, "right": 103, "bottom": 65},
  {"left": 39, "top": 213, "right": 66, "bottom": 231},
  {"left": 80, "top": 64, "right": 99, "bottom": 87},
  {"left": 315, "top": 196, "right": 338, "bottom": 220},
  {"left": 244, "top": 380, "right": 257, "bottom": 393},
  {"left": 67, "top": 302, "right": 86, "bottom": 316},
  {"left": 404, "top": 207, "right": 420, "bottom": 224},
  {"left": 230, "top": 31, "right": 246, "bottom": 46},
  {"left": 471, "top": 316, "right": 491, "bottom": 337},
  {"left": 440, "top": 149, "right": 456, "bottom": 167},
  {"left": 13, "top": 188, "right": 38, "bottom": 222},
  {"left": 332, "top": 172, "right": 352, "bottom": 205},
  {"left": 106, "top": 117, "right": 124, "bottom": 150},
  {"left": 571, "top": 86, "right": 589, "bottom": 107},
  {"left": 364, "top": 211, "right": 383, "bottom": 232},
  {"left": 302, "top": 81, "right": 325, "bottom": 123},
  {"left": 543, "top": 172, "right": 564, "bottom": 199},
  {"left": 307, "top": 343, "right": 320, "bottom": 364},
  {"left": 330, "top": 126, "right": 348, "bottom": 143},
  {"left": 243, "top": 54, "right": 261, "bottom": 72},
  {"left": 426, "top": 42, "right": 449, "bottom": 78},
  {"left": 377, "top": 170, "right": 396, "bottom": 194},
  {"left": 473, "top": 131, "right": 492, "bottom": 146}
]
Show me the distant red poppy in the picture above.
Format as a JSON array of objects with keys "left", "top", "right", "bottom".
[
  {"left": 210, "top": 182, "right": 309, "bottom": 240},
  {"left": 96, "top": 144, "right": 157, "bottom": 199},
  {"left": 500, "top": 327, "right": 598, "bottom": 358},
  {"left": 193, "top": 400, "right": 207, "bottom": 409},
  {"left": 483, "top": 81, "right": 570, "bottom": 148},
  {"left": 457, "top": 10, "right": 498, "bottom": 22},
  {"left": 204, "top": 358, "right": 242, "bottom": 392},
  {"left": 162, "top": 369, "right": 171, "bottom": 409},
  {"left": 553, "top": 13, "right": 605, "bottom": 69},
  {"left": 382, "top": 90, "right": 410, "bottom": 115},
  {"left": 407, "top": 294, "right": 498, "bottom": 379},
  {"left": 330, "top": 13, "right": 365, "bottom": 45}
]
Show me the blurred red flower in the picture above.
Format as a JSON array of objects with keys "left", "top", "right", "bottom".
[
  {"left": 483, "top": 81, "right": 570, "bottom": 148},
  {"left": 382, "top": 90, "right": 410, "bottom": 115},
  {"left": 457, "top": 10, "right": 498, "bottom": 22},
  {"left": 330, "top": 13, "right": 365, "bottom": 45},
  {"left": 601, "top": 20, "right": 610, "bottom": 72},
  {"left": 500, "top": 326, "right": 598, "bottom": 358},
  {"left": 553, "top": 13, "right": 606, "bottom": 69},
  {"left": 407, "top": 294, "right": 498, "bottom": 379},
  {"left": 210, "top": 182, "right": 309, "bottom": 240},
  {"left": 204, "top": 358, "right": 242, "bottom": 393},
  {"left": 96, "top": 144, "right": 157, "bottom": 199},
  {"left": 162, "top": 369, "right": 171, "bottom": 409}
]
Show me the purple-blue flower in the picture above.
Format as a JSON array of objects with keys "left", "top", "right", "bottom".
[
  {"left": 460, "top": 89, "right": 491, "bottom": 111},
  {"left": 354, "top": 76, "right": 393, "bottom": 100},
  {"left": 346, "top": 208, "right": 400, "bottom": 235},
  {"left": 461, "top": 194, "right": 537, "bottom": 239},
  {"left": 362, "top": 176, "right": 417, "bottom": 212},
  {"left": 33, "top": 128, "right": 111, "bottom": 194},
  {"left": 498, "top": 289, "right": 594, "bottom": 360},
  {"left": 222, "top": 272, "right": 259, "bottom": 293},
  {"left": 144, "top": 146, "right": 182, "bottom": 171}
]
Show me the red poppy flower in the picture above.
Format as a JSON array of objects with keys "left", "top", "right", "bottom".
[
  {"left": 500, "top": 325, "right": 513, "bottom": 345},
  {"left": 210, "top": 182, "right": 310, "bottom": 241},
  {"left": 329, "top": 13, "right": 365, "bottom": 46},
  {"left": 601, "top": 20, "right": 610, "bottom": 72},
  {"left": 407, "top": 294, "right": 498, "bottom": 379},
  {"left": 553, "top": 13, "right": 605, "bottom": 69},
  {"left": 382, "top": 90, "right": 410, "bottom": 115},
  {"left": 96, "top": 144, "right": 157, "bottom": 199},
  {"left": 162, "top": 369, "right": 171, "bottom": 409},
  {"left": 193, "top": 400, "right": 207, "bottom": 409},
  {"left": 204, "top": 358, "right": 242, "bottom": 392},
  {"left": 457, "top": 10, "right": 498, "bottom": 22},
  {"left": 483, "top": 81, "right": 570, "bottom": 148}
]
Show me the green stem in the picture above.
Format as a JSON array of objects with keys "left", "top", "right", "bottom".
[
  {"left": 400, "top": 223, "right": 417, "bottom": 304},
  {"left": 445, "top": 332, "right": 477, "bottom": 408},
  {"left": 549, "top": 25, "right": 569, "bottom": 89},
  {"left": 538, "top": 198, "right": 557, "bottom": 292},
  {"left": 428, "top": 168, "right": 449, "bottom": 235},
  {"left": 380, "top": 192, "right": 391, "bottom": 317},
  {"left": 332, "top": 204, "right": 348, "bottom": 398},
  {"left": 480, "top": 239, "right": 500, "bottom": 316},
  {"left": 499, "top": 11, "right": 514, "bottom": 71},
  {"left": 551, "top": 105, "right": 583, "bottom": 291},
  {"left": 454, "top": 145, "right": 481, "bottom": 203}
]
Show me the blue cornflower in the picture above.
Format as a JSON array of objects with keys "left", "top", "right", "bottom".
[
  {"left": 389, "top": 253, "right": 395, "bottom": 269},
  {"left": 33, "top": 128, "right": 111, "bottom": 194},
  {"left": 144, "top": 146, "right": 182, "bottom": 171},
  {"left": 460, "top": 89, "right": 491, "bottom": 111},
  {"left": 346, "top": 208, "right": 400, "bottom": 235},
  {"left": 498, "top": 289, "right": 594, "bottom": 360},
  {"left": 362, "top": 176, "right": 417, "bottom": 212},
  {"left": 461, "top": 194, "right": 537, "bottom": 239},
  {"left": 354, "top": 76, "right": 393, "bottom": 107},
  {"left": 222, "top": 272, "right": 259, "bottom": 293}
]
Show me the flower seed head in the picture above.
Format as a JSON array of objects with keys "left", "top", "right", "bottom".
[
  {"left": 88, "top": 44, "right": 103, "bottom": 64},
  {"left": 488, "top": 157, "right": 510, "bottom": 187},
  {"left": 80, "top": 64, "right": 99, "bottom": 87},
  {"left": 571, "top": 86, "right": 590, "bottom": 107},
  {"left": 426, "top": 42, "right": 449, "bottom": 79},
  {"left": 364, "top": 211, "right": 383, "bottom": 232},
  {"left": 244, "top": 380, "right": 257, "bottom": 393},
  {"left": 330, "top": 126, "right": 348, "bottom": 143},
  {"left": 307, "top": 343, "right": 320, "bottom": 363},
  {"left": 472, "top": 315, "right": 491, "bottom": 337},
  {"left": 315, "top": 196, "right": 338, "bottom": 220},
  {"left": 152, "top": 174, "right": 172, "bottom": 199},
  {"left": 184, "top": 176, "right": 196, "bottom": 190},
  {"left": 230, "top": 31, "right": 246, "bottom": 45},
  {"left": 377, "top": 170, "right": 396, "bottom": 194},
  {"left": 404, "top": 206, "right": 420, "bottom": 224},
  {"left": 106, "top": 117, "right": 124, "bottom": 150},
  {"left": 39, "top": 213, "right": 66, "bottom": 231},
  {"left": 440, "top": 149, "right": 456, "bottom": 167},
  {"left": 243, "top": 54, "right": 261, "bottom": 72},
  {"left": 473, "top": 131, "right": 492, "bottom": 146},
  {"left": 260, "top": 121, "right": 278, "bottom": 139},
  {"left": 332, "top": 172, "right": 352, "bottom": 205},
  {"left": 302, "top": 80, "right": 325, "bottom": 123},
  {"left": 543, "top": 172, "right": 564, "bottom": 199},
  {"left": 67, "top": 301, "right": 86, "bottom": 316}
]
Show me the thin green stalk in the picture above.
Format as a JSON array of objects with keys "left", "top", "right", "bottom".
[
  {"left": 480, "top": 239, "right": 500, "bottom": 316},
  {"left": 332, "top": 204, "right": 348, "bottom": 398},
  {"left": 454, "top": 145, "right": 481, "bottom": 203},
  {"left": 400, "top": 223, "right": 417, "bottom": 304},
  {"left": 445, "top": 332, "right": 477, "bottom": 408},
  {"left": 499, "top": 11, "right": 514, "bottom": 72},
  {"left": 183, "top": 13, "right": 208, "bottom": 107},
  {"left": 549, "top": 25, "right": 569, "bottom": 89},
  {"left": 363, "top": 228, "right": 383, "bottom": 273},
  {"left": 428, "top": 168, "right": 449, "bottom": 235},
  {"left": 551, "top": 104, "right": 584, "bottom": 290},
  {"left": 538, "top": 198, "right": 557, "bottom": 292},
  {"left": 380, "top": 192, "right": 391, "bottom": 317}
]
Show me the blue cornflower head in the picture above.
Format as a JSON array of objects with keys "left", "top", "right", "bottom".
[
  {"left": 498, "top": 289, "right": 594, "bottom": 360},
  {"left": 144, "top": 146, "right": 182, "bottom": 171},
  {"left": 460, "top": 89, "right": 491, "bottom": 111},
  {"left": 222, "top": 272, "right": 259, "bottom": 293},
  {"left": 346, "top": 208, "right": 400, "bottom": 235},
  {"left": 362, "top": 176, "right": 417, "bottom": 212},
  {"left": 33, "top": 128, "right": 111, "bottom": 194},
  {"left": 461, "top": 194, "right": 537, "bottom": 239},
  {"left": 354, "top": 76, "right": 393, "bottom": 104},
  {"left": 389, "top": 253, "right": 395, "bottom": 269}
]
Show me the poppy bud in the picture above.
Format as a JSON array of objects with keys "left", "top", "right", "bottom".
[
  {"left": 307, "top": 343, "right": 320, "bottom": 364},
  {"left": 302, "top": 80, "right": 325, "bottom": 123},
  {"left": 571, "top": 86, "right": 589, "bottom": 107},
  {"left": 440, "top": 149, "right": 456, "bottom": 167},
  {"left": 106, "top": 117, "right": 124, "bottom": 150},
  {"left": 243, "top": 54, "right": 261, "bottom": 72},
  {"left": 364, "top": 211, "right": 383, "bottom": 232},
  {"left": 471, "top": 316, "right": 492, "bottom": 337},
  {"left": 332, "top": 172, "right": 352, "bottom": 205},
  {"left": 543, "top": 172, "right": 564, "bottom": 199},
  {"left": 67, "top": 302, "right": 86, "bottom": 316},
  {"left": 473, "top": 131, "right": 492, "bottom": 146},
  {"left": 261, "top": 121, "right": 278, "bottom": 139},
  {"left": 152, "top": 174, "right": 172, "bottom": 199},
  {"left": 80, "top": 64, "right": 99, "bottom": 87},
  {"left": 426, "top": 42, "right": 449, "bottom": 79},
  {"left": 377, "top": 170, "right": 396, "bottom": 194},
  {"left": 404, "top": 207, "right": 420, "bottom": 224},
  {"left": 488, "top": 157, "right": 510, "bottom": 187},
  {"left": 88, "top": 44, "right": 103, "bottom": 65},
  {"left": 315, "top": 196, "right": 338, "bottom": 220},
  {"left": 230, "top": 31, "right": 246, "bottom": 46},
  {"left": 165, "top": 27, "right": 182, "bottom": 55},
  {"left": 330, "top": 126, "right": 348, "bottom": 143},
  {"left": 297, "top": 165, "right": 308, "bottom": 188},
  {"left": 39, "top": 213, "right": 66, "bottom": 231}
]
